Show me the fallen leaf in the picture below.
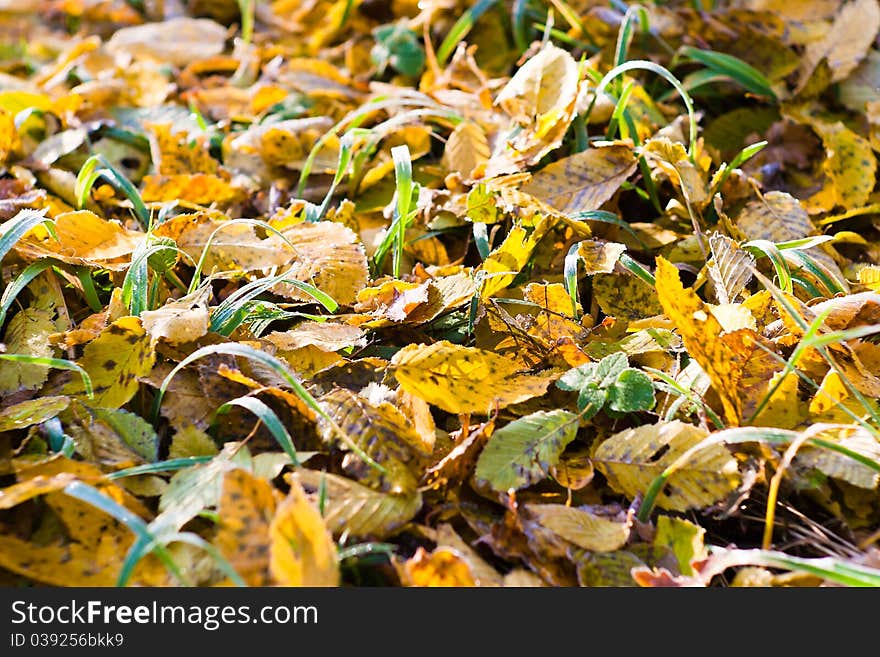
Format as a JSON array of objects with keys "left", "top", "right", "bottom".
[
  {"left": 593, "top": 421, "right": 741, "bottom": 512},
  {"left": 521, "top": 144, "right": 637, "bottom": 214},
  {"left": 475, "top": 410, "right": 579, "bottom": 492},
  {"left": 526, "top": 504, "right": 630, "bottom": 553},
  {"left": 62, "top": 316, "right": 156, "bottom": 409},
  {"left": 269, "top": 480, "right": 339, "bottom": 586},
  {"left": 391, "top": 341, "right": 553, "bottom": 415}
]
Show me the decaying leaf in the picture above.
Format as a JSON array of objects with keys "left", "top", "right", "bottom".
[
  {"left": 391, "top": 341, "right": 553, "bottom": 415},
  {"left": 521, "top": 145, "right": 637, "bottom": 215},
  {"left": 655, "top": 257, "right": 758, "bottom": 424},
  {"left": 61, "top": 316, "right": 156, "bottom": 409},
  {"left": 475, "top": 410, "right": 579, "bottom": 492},
  {"left": 289, "top": 469, "right": 421, "bottom": 540},
  {"left": 593, "top": 421, "right": 741, "bottom": 512},
  {"left": 269, "top": 479, "right": 340, "bottom": 586}
]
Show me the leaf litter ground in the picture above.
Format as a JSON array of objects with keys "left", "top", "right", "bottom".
[{"left": 1, "top": 0, "right": 880, "bottom": 587}]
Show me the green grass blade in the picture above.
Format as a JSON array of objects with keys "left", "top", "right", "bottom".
[
  {"left": 743, "top": 239, "right": 792, "bottom": 294},
  {"left": 619, "top": 253, "right": 655, "bottom": 286},
  {"left": 76, "top": 154, "right": 151, "bottom": 230},
  {"left": 0, "top": 259, "right": 56, "bottom": 328},
  {"left": 0, "top": 208, "right": 54, "bottom": 265},
  {"left": 391, "top": 144, "right": 414, "bottom": 279},
  {"left": 150, "top": 343, "right": 386, "bottom": 475},
  {"left": 473, "top": 222, "right": 490, "bottom": 260},
  {"left": 62, "top": 480, "right": 189, "bottom": 586},
  {"left": 436, "top": 0, "right": 497, "bottom": 66},
  {"left": 0, "top": 354, "right": 93, "bottom": 398},
  {"left": 679, "top": 46, "right": 777, "bottom": 100},
  {"left": 595, "top": 60, "right": 698, "bottom": 159},
  {"left": 107, "top": 457, "right": 215, "bottom": 479},
  {"left": 563, "top": 242, "right": 581, "bottom": 319},
  {"left": 217, "top": 396, "right": 300, "bottom": 466},
  {"left": 209, "top": 273, "right": 336, "bottom": 335}
]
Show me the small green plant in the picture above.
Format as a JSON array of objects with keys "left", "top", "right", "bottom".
[
  {"left": 75, "top": 154, "right": 151, "bottom": 229},
  {"left": 371, "top": 22, "right": 425, "bottom": 78},
  {"left": 556, "top": 352, "right": 656, "bottom": 419},
  {"left": 372, "top": 144, "right": 420, "bottom": 278}
]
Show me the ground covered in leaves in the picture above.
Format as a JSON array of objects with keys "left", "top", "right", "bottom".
[{"left": 2, "top": 0, "right": 880, "bottom": 587}]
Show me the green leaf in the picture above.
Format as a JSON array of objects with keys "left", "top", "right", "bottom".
[
  {"left": 371, "top": 22, "right": 425, "bottom": 77},
  {"left": 475, "top": 410, "right": 580, "bottom": 492},
  {"left": 607, "top": 368, "right": 656, "bottom": 413},
  {"left": 558, "top": 352, "right": 628, "bottom": 392},
  {"left": 92, "top": 407, "right": 160, "bottom": 462}
]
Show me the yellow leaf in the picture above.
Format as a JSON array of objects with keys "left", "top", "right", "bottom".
[
  {"left": 575, "top": 239, "right": 627, "bottom": 275},
  {"left": 808, "top": 120, "right": 876, "bottom": 211},
  {"left": 521, "top": 144, "right": 637, "bottom": 214},
  {"left": 592, "top": 420, "right": 741, "bottom": 512},
  {"left": 141, "top": 173, "right": 245, "bottom": 206},
  {"left": 798, "top": 0, "right": 880, "bottom": 88},
  {"left": 391, "top": 340, "right": 553, "bottom": 415},
  {"left": 15, "top": 210, "right": 145, "bottom": 270},
  {"left": 62, "top": 316, "right": 156, "bottom": 408},
  {"left": 0, "top": 108, "right": 20, "bottom": 165},
  {"left": 105, "top": 17, "right": 228, "bottom": 67},
  {"left": 750, "top": 371, "right": 806, "bottom": 429},
  {"left": 655, "top": 256, "right": 757, "bottom": 424},
  {"left": 488, "top": 44, "right": 580, "bottom": 175},
  {"left": 145, "top": 122, "right": 218, "bottom": 176},
  {"left": 857, "top": 265, "right": 880, "bottom": 291},
  {"left": 550, "top": 446, "right": 594, "bottom": 490},
  {"left": 478, "top": 219, "right": 553, "bottom": 299},
  {"left": 592, "top": 272, "right": 663, "bottom": 322},
  {"left": 0, "top": 458, "right": 164, "bottom": 586},
  {"left": 265, "top": 321, "right": 363, "bottom": 359},
  {"left": 642, "top": 137, "right": 710, "bottom": 206},
  {"left": 442, "top": 121, "right": 490, "bottom": 180},
  {"left": 140, "top": 288, "right": 210, "bottom": 346},
  {"left": 289, "top": 469, "right": 421, "bottom": 540},
  {"left": 526, "top": 504, "right": 630, "bottom": 553},
  {"left": 168, "top": 425, "right": 219, "bottom": 459},
  {"left": 0, "top": 397, "right": 70, "bottom": 432},
  {"left": 215, "top": 468, "right": 279, "bottom": 586},
  {"left": 0, "top": 307, "right": 57, "bottom": 393},
  {"left": 731, "top": 567, "right": 823, "bottom": 587},
  {"left": 523, "top": 282, "right": 573, "bottom": 315},
  {"left": 0, "top": 473, "right": 78, "bottom": 509},
  {"left": 273, "top": 221, "right": 369, "bottom": 307},
  {"left": 794, "top": 425, "right": 880, "bottom": 490},
  {"left": 154, "top": 211, "right": 296, "bottom": 275},
  {"left": 400, "top": 547, "right": 476, "bottom": 587},
  {"left": 653, "top": 516, "right": 707, "bottom": 576},
  {"left": 317, "top": 387, "right": 425, "bottom": 494},
  {"left": 269, "top": 479, "right": 340, "bottom": 586}
]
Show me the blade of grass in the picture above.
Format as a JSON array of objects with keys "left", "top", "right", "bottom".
[
  {"left": 107, "top": 456, "right": 215, "bottom": 479},
  {"left": 216, "top": 396, "right": 301, "bottom": 466},
  {"left": 595, "top": 60, "right": 698, "bottom": 159},
  {"left": 472, "top": 222, "right": 490, "bottom": 260},
  {"left": 62, "top": 480, "right": 189, "bottom": 586},
  {"left": 0, "top": 208, "right": 54, "bottom": 265},
  {"left": 0, "top": 259, "right": 56, "bottom": 328},
  {"left": 75, "top": 154, "right": 150, "bottom": 230},
  {"left": 0, "top": 354, "right": 93, "bottom": 398},
  {"left": 679, "top": 46, "right": 777, "bottom": 100},
  {"left": 150, "top": 343, "right": 385, "bottom": 476},
  {"left": 436, "top": 0, "right": 497, "bottom": 66}
]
